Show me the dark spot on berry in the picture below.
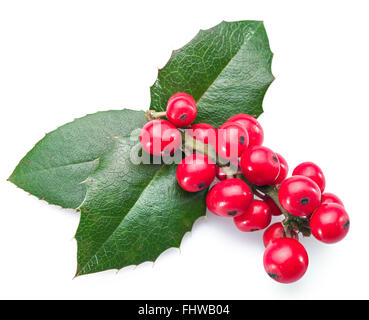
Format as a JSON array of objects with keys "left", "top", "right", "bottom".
[
  {"left": 344, "top": 220, "right": 350, "bottom": 230},
  {"left": 268, "top": 273, "right": 279, "bottom": 280},
  {"left": 272, "top": 155, "right": 279, "bottom": 163},
  {"left": 179, "top": 113, "right": 187, "bottom": 120},
  {"left": 300, "top": 197, "right": 309, "bottom": 205},
  {"left": 198, "top": 182, "right": 206, "bottom": 189},
  {"left": 239, "top": 135, "right": 245, "bottom": 145},
  {"left": 250, "top": 228, "right": 259, "bottom": 232},
  {"left": 228, "top": 211, "right": 237, "bottom": 217}
]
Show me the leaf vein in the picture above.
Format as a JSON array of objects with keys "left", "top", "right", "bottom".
[
  {"left": 78, "top": 164, "right": 166, "bottom": 274},
  {"left": 196, "top": 22, "right": 263, "bottom": 105}
]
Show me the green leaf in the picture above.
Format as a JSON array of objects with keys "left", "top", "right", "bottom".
[
  {"left": 75, "top": 137, "right": 207, "bottom": 276},
  {"left": 10, "top": 20, "right": 275, "bottom": 276},
  {"left": 9, "top": 110, "right": 146, "bottom": 209},
  {"left": 150, "top": 20, "right": 274, "bottom": 127}
]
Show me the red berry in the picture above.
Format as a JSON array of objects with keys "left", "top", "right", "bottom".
[
  {"left": 279, "top": 176, "right": 321, "bottom": 217},
  {"left": 264, "top": 196, "right": 283, "bottom": 216},
  {"left": 234, "top": 200, "right": 271, "bottom": 232},
  {"left": 176, "top": 153, "right": 216, "bottom": 192},
  {"left": 321, "top": 192, "right": 344, "bottom": 207},
  {"left": 216, "top": 122, "right": 248, "bottom": 160},
  {"left": 206, "top": 178, "right": 253, "bottom": 218},
  {"left": 273, "top": 153, "right": 288, "bottom": 185},
  {"left": 166, "top": 92, "right": 197, "bottom": 127},
  {"left": 227, "top": 113, "right": 264, "bottom": 146},
  {"left": 263, "top": 222, "right": 298, "bottom": 248},
  {"left": 240, "top": 146, "right": 280, "bottom": 186},
  {"left": 263, "top": 238, "right": 309, "bottom": 284},
  {"left": 139, "top": 119, "right": 181, "bottom": 156},
  {"left": 310, "top": 203, "right": 350, "bottom": 244},
  {"left": 186, "top": 123, "right": 216, "bottom": 146},
  {"left": 215, "top": 159, "right": 240, "bottom": 181},
  {"left": 292, "top": 162, "right": 326, "bottom": 193}
]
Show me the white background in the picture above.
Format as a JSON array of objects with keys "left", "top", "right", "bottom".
[{"left": 1, "top": 0, "right": 368, "bottom": 300}]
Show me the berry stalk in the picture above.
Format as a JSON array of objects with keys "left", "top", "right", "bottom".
[
  {"left": 181, "top": 128, "right": 311, "bottom": 237},
  {"left": 146, "top": 110, "right": 167, "bottom": 121},
  {"left": 258, "top": 185, "right": 311, "bottom": 237},
  {"left": 145, "top": 109, "right": 311, "bottom": 237},
  {"left": 142, "top": 93, "right": 349, "bottom": 284}
]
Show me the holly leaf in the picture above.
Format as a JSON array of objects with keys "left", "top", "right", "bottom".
[
  {"left": 150, "top": 20, "right": 274, "bottom": 127},
  {"left": 9, "top": 110, "right": 146, "bottom": 209},
  {"left": 10, "top": 20, "right": 275, "bottom": 276},
  {"left": 75, "top": 137, "right": 207, "bottom": 276}
]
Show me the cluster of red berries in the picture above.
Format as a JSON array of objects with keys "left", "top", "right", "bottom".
[{"left": 140, "top": 92, "right": 350, "bottom": 284}]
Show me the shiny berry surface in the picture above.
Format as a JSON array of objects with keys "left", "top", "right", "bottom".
[
  {"left": 139, "top": 119, "right": 181, "bottom": 156},
  {"left": 216, "top": 122, "right": 248, "bottom": 160},
  {"left": 263, "top": 222, "right": 298, "bottom": 248},
  {"left": 166, "top": 92, "right": 197, "bottom": 127},
  {"left": 273, "top": 153, "right": 288, "bottom": 185},
  {"left": 176, "top": 154, "right": 216, "bottom": 192},
  {"left": 310, "top": 203, "right": 350, "bottom": 244},
  {"left": 234, "top": 200, "right": 271, "bottom": 232},
  {"left": 227, "top": 113, "right": 264, "bottom": 146},
  {"left": 279, "top": 176, "right": 321, "bottom": 217},
  {"left": 240, "top": 146, "right": 280, "bottom": 186},
  {"left": 206, "top": 178, "right": 253, "bottom": 218},
  {"left": 321, "top": 192, "right": 344, "bottom": 207},
  {"left": 263, "top": 238, "right": 309, "bottom": 284},
  {"left": 186, "top": 123, "right": 216, "bottom": 146},
  {"left": 263, "top": 196, "right": 283, "bottom": 216},
  {"left": 292, "top": 162, "right": 326, "bottom": 193}
]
